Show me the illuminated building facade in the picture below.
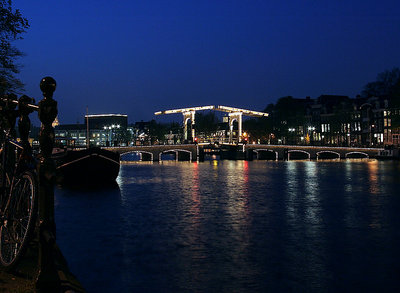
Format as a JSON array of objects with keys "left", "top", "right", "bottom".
[
  {"left": 55, "top": 114, "right": 128, "bottom": 147},
  {"left": 268, "top": 95, "right": 400, "bottom": 147}
]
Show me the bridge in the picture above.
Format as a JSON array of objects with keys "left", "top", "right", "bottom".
[{"left": 106, "top": 144, "right": 382, "bottom": 162}]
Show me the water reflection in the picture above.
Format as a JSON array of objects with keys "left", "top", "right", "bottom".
[
  {"left": 55, "top": 184, "right": 123, "bottom": 291},
  {"left": 55, "top": 160, "right": 400, "bottom": 292},
  {"left": 366, "top": 160, "right": 383, "bottom": 230},
  {"left": 285, "top": 161, "right": 299, "bottom": 221},
  {"left": 367, "top": 160, "right": 379, "bottom": 195},
  {"left": 304, "top": 161, "right": 321, "bottom": 227},
  {"left": 283, "top": 161, "right": 328, "bottom": 288}
]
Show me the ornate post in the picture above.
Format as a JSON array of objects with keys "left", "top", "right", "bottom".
[
  {"left": 35, "top": 76, "right": 59, "bottom": 290},
  {"left": 34, "top": 77, "right": 84, "bottom": 292}
]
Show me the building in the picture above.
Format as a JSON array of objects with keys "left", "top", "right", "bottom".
[
  {"left": 85, "top": 114, "right": 128, "bottom": 130},
  {"left": 267, "top": 94, "right": 400, "bottom": 147},
  {"left": 55, "top": 114, "right": 129, "bottom": 147}
]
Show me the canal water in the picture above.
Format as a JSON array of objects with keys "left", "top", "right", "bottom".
[{"left": 55, "top": 160, "right": 400, "bottom": 292}]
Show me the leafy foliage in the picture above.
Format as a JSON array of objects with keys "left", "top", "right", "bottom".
[
  {"left": 148, "top": 120, "right": 182, "bottom": 143},
  {"left": 0, "top": 0, "right": 29, "bottom": 94},
  {"left": 362, "top": 67, "right": 400, "bottom": 99},
  {"left": 243, "top": 116, "right": 271, "bottom": 143},
  {"left": 194, "top": 112, "right": 219, "bottom": 135},
  {"left": 389, "top": 79, "right": 400, "bottom": 108}
]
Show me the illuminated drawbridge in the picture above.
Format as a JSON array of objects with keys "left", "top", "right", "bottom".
[{"left": 155, "top": 105, "right": 268, "bottom": 143}]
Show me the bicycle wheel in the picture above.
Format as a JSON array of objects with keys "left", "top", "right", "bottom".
[{"left": 0, "top": 170, "right": 37, "bottom": 268}]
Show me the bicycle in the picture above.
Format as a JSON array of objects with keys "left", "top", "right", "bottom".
[{"left": 0, "top": 94, "right": 38, "bottom": 268}]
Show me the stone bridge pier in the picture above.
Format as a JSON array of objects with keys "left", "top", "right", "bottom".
[
  {"left": 245, "top": 145, "right": 381, "bottom": 160},
  {"left": 106, "top": 144, "right": 198, "bottom": 162}
]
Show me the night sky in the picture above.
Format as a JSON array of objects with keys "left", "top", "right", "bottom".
[{"left": 13, "top": 0, "right": 400, "bottom": 124}]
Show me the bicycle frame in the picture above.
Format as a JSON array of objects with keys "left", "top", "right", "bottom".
[
  {"left": 0, "top": 94, "right": 39, "bottom": 268},
  {"left": 1, "top": 136, "right": 32, "bottom": 209}
]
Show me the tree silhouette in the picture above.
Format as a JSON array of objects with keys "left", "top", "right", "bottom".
[
  {"left": 0, "top": 0, "right": 29, "bottom": 94},
  {"left": 362, "top": 67, "right": 400, "bottom": 99},
  {"left": 194, "top": 112, "right": 219, "bottom": 136}
]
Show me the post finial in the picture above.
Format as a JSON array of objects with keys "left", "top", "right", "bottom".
[{"left": 40, "top": 76, "right": 57, "bottom": 97}]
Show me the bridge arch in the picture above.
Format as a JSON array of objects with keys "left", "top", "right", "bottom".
[
  {"left": 288, "top": 150, "right": 310, "bottom": 160},
  {"left": 159, "top": 149, "right": 193, "bottom": 162},
  {"left": 253, "top": 149, "right": 278, "bottom": 160},
  {"left": 316, "top": 150, "right": 340, "bottom": 160},
  {"left": 345, "top": 151, "right": 369, "bottom": 159},
  {"left": 121, "top": 150, "right": 153, "bottom": 161}
]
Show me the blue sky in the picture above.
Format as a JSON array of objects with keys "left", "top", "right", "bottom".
[{"left": 13, "top": 0, "right": 400, "bottom": 124}]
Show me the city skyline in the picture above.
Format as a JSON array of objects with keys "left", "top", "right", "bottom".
[{"left": 13, "top": 0, "right": 400, "bottom": 124}]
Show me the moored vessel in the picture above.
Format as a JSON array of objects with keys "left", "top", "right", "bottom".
[
  {"left": 53, "top": 147, "right": 120, "bottom": 184},
  {"left": 376, "top": 146, "right": 399, "bottom": 160}
]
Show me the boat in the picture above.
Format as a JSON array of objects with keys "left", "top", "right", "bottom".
[
  {"left": 52, "top": 147, "right": 120, "bottom": 184},
  {"left": 376, "top": 145, "right": 399, "bottom": 160}
]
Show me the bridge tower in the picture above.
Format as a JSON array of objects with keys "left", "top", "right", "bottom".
[
  {"left": 183, "top": 110, "right": 196, "bottom": 140},
  {"left": 155, "top": 106, "right": 215, "bottom": 142},
  {"left": 228, "top": 112, "right": 242, "bottom": 143},
  {"left": 215, "top": 106, "right": 268, "bottom": 143}
]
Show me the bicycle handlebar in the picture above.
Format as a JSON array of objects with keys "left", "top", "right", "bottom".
[{"left": 0, "top": 96, "right": 39, "bottom": 111}]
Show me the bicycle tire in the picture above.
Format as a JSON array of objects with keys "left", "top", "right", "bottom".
[{"left": 0, "top": 170, "right": 37, "bottom": 268}]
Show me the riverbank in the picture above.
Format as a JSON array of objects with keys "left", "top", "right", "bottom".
[
  {"left": 0, "top": 239, "right": 38, "bottom": 292},
  {"left": 0, "top": 270, "right": 34, "bottom": 292},
  {"left": 0, "top": 234, "right": 84, "bottom": 292}
]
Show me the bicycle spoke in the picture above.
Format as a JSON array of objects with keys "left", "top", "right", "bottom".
[
  {"left": 0, "top": 225, "right": 20, "bottom": 263},
  {"left": 0, "top": 171, "right": 36, "bottom": 267}
]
